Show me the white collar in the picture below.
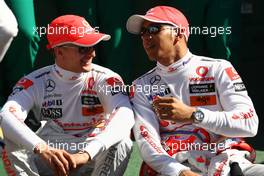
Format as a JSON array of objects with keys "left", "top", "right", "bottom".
[
  {"left": 156, "top": 50, "right": 192, "bottom": 74},
  {"left": 53, "top": 64, "right": 85, "bottom": 82}
]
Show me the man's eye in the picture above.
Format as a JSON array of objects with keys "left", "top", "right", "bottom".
[{"left": 149, "top": 27, "right": 159, "bottom": 33}]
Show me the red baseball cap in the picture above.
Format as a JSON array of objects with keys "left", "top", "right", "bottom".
[
  {"left": 46, "top": 15, "right": 111, "bottom": 49},
  {"left": 126, "top": 6, "right": 189, "bottom": 41}
]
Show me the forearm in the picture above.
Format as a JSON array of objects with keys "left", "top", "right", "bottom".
[
  {"left": 0, "top": 110, "right": 46, "bottom": 151},
  {"left": 194, "top": 107, "right": 258, "bottom": 137},
  {"left": 134, "top": 124, "right": 190, "bottom": 176}
]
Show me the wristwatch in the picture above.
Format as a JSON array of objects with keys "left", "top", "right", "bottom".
[{"left": 191, "top": 109, "right": 204, "bottom": 124}]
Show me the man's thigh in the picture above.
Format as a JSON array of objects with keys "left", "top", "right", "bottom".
[
  {"left": 2, "top": 138, "right": 40, "bottom": 176},
  {"left": 243, "top": 164, "right": 264, "bottom": 176},
  {"left": 91, "top": 137, "right": 133, "bottom": 176}
]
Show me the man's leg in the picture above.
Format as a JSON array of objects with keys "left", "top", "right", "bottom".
[
  {"left": 243, "top": 164, "right": 264, "bottom": 176},
  {"left": 91, "top": 137, "right": 133, "bottom": 176},
  {"left": 2, "top": 138, "right": 39, "bottom": 176}
]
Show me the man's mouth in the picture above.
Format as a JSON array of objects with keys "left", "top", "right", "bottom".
[{"left": 81, "top": 58, "right": 92, "bottom": 66}]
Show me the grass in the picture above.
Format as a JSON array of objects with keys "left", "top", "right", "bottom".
[{"left": 0, "top": 144, "right": 263, "bottom": 176}]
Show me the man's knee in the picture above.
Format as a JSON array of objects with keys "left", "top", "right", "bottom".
[{"left": 92, "top": 138, "right": 133, "bottom": 176}]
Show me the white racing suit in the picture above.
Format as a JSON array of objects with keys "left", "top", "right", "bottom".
[
  {"left": 0, "top": 0, "right": 18, "bottom": 62},
  {"left": 131, "top": 51, "right": 263, "bottom": 176},
  {"left": 0, "top": 63, "right": 134, "bottom": 176}
]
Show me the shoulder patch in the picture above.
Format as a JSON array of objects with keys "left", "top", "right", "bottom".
[
  {"left": 225, "top": 67, "right": 240, "bottom": 81},
  {"left": 11, "top": 78, "right": 34, "bottom": 96},
  {"left": 16, "top": 78, "right": 33, "bottom": 89}
]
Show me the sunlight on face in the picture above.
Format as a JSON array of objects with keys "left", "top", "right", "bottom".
[
  {"left": 141, "top": 21, "right": 176, "bottom": 63},
  {"left": 55, "top": 45, "right": 96, "bottom": 73}
]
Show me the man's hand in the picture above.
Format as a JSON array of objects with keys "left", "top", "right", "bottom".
[
  {"left": 70, "top": 151, "right": 90, "bottom": 166},
  {"left": 179, "top": 170, "right": 201, "bottom": 176},
  {"left": 153, "top": 96, "right": 196, "bottom": 122},
  {"left": 34, "top": 144, "right": 76, "bottom": 176}
]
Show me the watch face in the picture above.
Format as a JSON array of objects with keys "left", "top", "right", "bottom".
[{"left": 195, "top": 110, "right": 204, "bottom": 121}]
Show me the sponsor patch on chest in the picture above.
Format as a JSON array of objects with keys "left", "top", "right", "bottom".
[
  {"left": 190, "top": 95, "right": 217, "bottom": 106},
  {"left": 189, "top": 83, "right": 215, "bottom": 94}
]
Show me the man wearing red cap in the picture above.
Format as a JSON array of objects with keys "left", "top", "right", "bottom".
[
  {"left": 0, "top": 15, "right": 134, "bottom": 175},
  {"left": 127, "top": 6, "right": 264, "bottom": 176}
]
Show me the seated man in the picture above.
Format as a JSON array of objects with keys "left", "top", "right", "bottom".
[
  {"left": 127, "top": 6, "right": 264, "bottom": 176},
  {"left": 0, "top": 15, "right": 134, "bottom": 176}
]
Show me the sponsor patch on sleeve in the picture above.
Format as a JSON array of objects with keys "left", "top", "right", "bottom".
[
  {"left": 106, "top": 77, "right": 123, "bottom": 86},
  {"left": 11, "top": 78, "right": 33, "bottom": 96},
  {"left": 106, "top": 77, "right": 125, "bottom": 95},
  {"left": 225, "top": 67, "right": 240, "bottom": 81},
  {"left": 233, "top": 82, "right": 246, "bottom": 92},
  {"left": 16, "top": 78, "right": 33, "bottom": 89},
  {"left": 232, "top": 108, "right": 254, "bottom": 120}
]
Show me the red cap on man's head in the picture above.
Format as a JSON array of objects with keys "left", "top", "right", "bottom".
[
  {"left": 47, "top": 15, "right": 110, "bottom": 49},
  {"left": 126, "top": 6, "right": 189, "bottom": 41}
]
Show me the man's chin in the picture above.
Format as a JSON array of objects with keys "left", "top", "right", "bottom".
[
  {"left": 146, "top": 51, "right": 157, "bottom": 61},
  {"left": 80, "top": 65, "right": 91, "bottom": 72},
  {"left": 146, "top": 54, "right": 157, "bottom": 61},
  {"left": 148, "top": 57, "right": 157, "bottom": 61}
]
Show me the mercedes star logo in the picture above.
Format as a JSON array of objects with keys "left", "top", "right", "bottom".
[
  {"left": 45, "top": 79, "right": 56, "bottom": 92},
  {"left": 150, "top": 75, "right": 161, "bottom": 85}
]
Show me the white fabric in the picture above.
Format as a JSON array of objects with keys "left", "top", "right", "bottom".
[
  {"left": 0, "top": 63, "right": 134, "bottom": 160},
  {"left": 0, "top": 0, "right": 18, "bottom": 62},
  {"left": 2, "top": 122, "right": 133, "bottom": 176},
  {"left": 131, "top": 51, "right": 259, "bottom": 176}
]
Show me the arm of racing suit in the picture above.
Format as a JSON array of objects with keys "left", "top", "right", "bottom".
[
  {"left": 0, "top": 0, "right": 18, "bottom": 62},
  {"left": 0, "top": 77, "right": 46, "bottom": 151},
  {"left": 194, "top": 60, "right": 259, "bottom": 137},
  {"left": 81, "top": 74, "right": 135, "bottom": 159},
  {"left": 131, "top": 81, "right": 190, "bottom": 176}
]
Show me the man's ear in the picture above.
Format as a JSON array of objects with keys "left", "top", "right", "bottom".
[
  {"left": 53, "top": 47, "right": 63, "bottom": 57},
  {"left": 172, "top": 28, "right": 184, "bottom": 44},
  {"left": 173, "top": 31, "right": 181, "bottom": 45},
  {"left": 173, "top": 31, "right": 186, "bottom": 45}
]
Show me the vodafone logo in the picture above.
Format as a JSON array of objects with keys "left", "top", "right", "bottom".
[
  {"left": 190, "top": 66, "right": 214, "bottom": 82},
  {"left": 196, "top": 66, "right": 208, "bottom": 77}
]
